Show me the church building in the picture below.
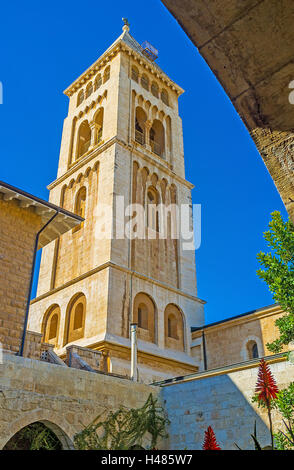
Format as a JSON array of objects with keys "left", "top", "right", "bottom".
[{"left": 28, "top": 22, "right": 205, "bottom": 382}]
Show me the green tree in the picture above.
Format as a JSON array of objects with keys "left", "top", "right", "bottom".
[
  {"left": 273, "top": 382, "right": 294, "bottom": 450},
  {"left": 257, "top": 211, "right": 294, "bottom": 353},
  {"left": 74, "top": 393, "right": 169, "bottom": 450}
]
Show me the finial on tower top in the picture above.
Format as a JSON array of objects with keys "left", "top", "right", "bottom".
[{"left": 122, "top": 18, "right": 130, "bottom": 32}]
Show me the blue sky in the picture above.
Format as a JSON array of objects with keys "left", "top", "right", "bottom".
[{"left": 0, "top": 0, "right": 287, "bottom": 324}]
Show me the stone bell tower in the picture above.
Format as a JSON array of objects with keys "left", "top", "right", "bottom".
[{"left": 28, "top": 21, "right": 205, "bottom": 382}]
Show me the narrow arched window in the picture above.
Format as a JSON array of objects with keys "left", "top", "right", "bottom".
[
  {"left": 131, "top": 66, "right": 139, "bottom": 83},
  {"left": 167, "top": 314, "right": 178, "bottom": 339},
  {"left": 66, "top": 294, "right": 86, "bottom": 344},
  {"left": 164, "top": 304, "right": 184, "bottom": 351},
  {"left": 138, "top": 303, "right": 148, "bottom": 330},
  {"left": 135, "top": 107, "right": 147, "bottom": 145},
  {"left": 86, "top": 82, "right": 93, "bottom": 98},
  {"left": 73, "top": 186, "right": 86, "bottom": 232},
  {"left": 73, "top": 302, "right": 84, "bottom": 330},
  {"left": 94, "top": 107, "right": 104, "bottom": 145},
  {"left": 247, "top": 340, "right": 259, "bottom": 359},
  {"left": 150, "top": 119, "right": 165, "bottom": 157},
  {"left": 48, "top": 314, "right": 58, "bottom": 340},
  {"left": 147, "top": 187, "right": 159, "bottom": 232},
  {"left": 252, "top": 343, "right": 259, "bottom": 358},
  {"left": 161, "top": 89, "right": 169, "bottom": 106},
  {"left": 77, "top": 89, "right": 84, "bottom": 107},
  {"left": 133, "top": 293, "right": 156, "bottom": 343},
  {"left": 151, "top": 82, "right": 159, "bottom": 98},
  {"left": 94, "top": 74, "right": 102, "bottom": 91},
  {"left": 76, "top": 121, "right": 91, "bottom": 158},
  {"left": 43, "top": 305, "right": 60, "bottom": 346},
  {"left": 141, "top": 74, "right": 149, "bottom": 91},
  {"left": 103, "top": 66, "right": 110, "bottom": 84}
]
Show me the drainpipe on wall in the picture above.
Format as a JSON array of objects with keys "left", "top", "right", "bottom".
[
  {"left": 130, "top": 323, "right": 138, "bottom": 381},
  {"left": 19, "top": 210, "right": 59, "bottom": 357},
  {"left": 202, "top": 330, "right": 208, "bottom": 371}
]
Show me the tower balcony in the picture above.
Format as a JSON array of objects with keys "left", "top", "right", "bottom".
[
  {"left": 80, "top": 139, "right": 91, "bottom": 156},
  {"left": 135, "top": 129, "right": 145, "bottom": 145},
  {"left": 150, "top": 140, "right": 162, "bottom": 157}
]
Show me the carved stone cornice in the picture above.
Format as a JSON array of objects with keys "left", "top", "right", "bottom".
[
  {"left": 64, "top": 39, "right": 183, "bottom": 98},
  {"left": 47, "top": 136, "right": 194, "bottom": 191}
]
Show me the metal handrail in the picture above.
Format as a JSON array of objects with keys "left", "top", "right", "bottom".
[
  {"left": 135, "top": 130, "right": 144, "bottom": 145},
  {"left": 80, "top": 140, "right": 90, "bottom": 155},
  {"left": 151, "top": 140, "right": 161, "bottom": 156}
]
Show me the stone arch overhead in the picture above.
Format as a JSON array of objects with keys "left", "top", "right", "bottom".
[
  {"left": 241, "top": 335, "right": 264, "bottom": 362},
  {"left": 0, "top": 409, "right": 75, "bottom": 450}
]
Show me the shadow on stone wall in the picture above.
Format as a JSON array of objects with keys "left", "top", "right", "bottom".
[{"left": 161, "top": 360, "right": 293, "bottom": 450}]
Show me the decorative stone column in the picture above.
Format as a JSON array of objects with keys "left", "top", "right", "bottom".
[
  {"left": 144, "top": 120, "right": 152, "bottom": 151},
  {"left": 89, "top": 121, "right": 99, "bottom": 149}
]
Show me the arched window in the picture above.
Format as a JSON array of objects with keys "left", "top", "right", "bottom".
[
  {"left": 43, "top": 305, "right": 60, "bottom": 346},
  {"left": 77, "top": 89, "right": 84, "bottom": 107},
  {"left": 133, "top": 292, "right": 156, "bottom": 343},
  {"left": 103, "top": 66, "right": 110, "bottom": 84},
  {"left": 138, "top": 303, "right": 148, "bottom": 330},
  {"left": 131, "top": 66, "right": 139, "bottom": 83},
  {"left": 164, "top": 304, "right": 184, "bottom": 351},
  {"left": 150, "top": 119, "right": 165, "bottom": 157},
  {"left": 73, "top": 186, "right": 86, "bottom": 232},
  {"left": 147, "top": 186, "right": 159, "bottom": 232},
  {"left": 94, "top": 107, "right": 104, "bottom": 145},
  {"left": 86, "top": 82, "right": 93, "bottom": 98},
  {"left": 49, "top": 314, "right": 58, "bottom": 340},
  {"left": 94, "top": 74, "right": 102, "bottom": 91},
  {"left": 135, "top": 107, "right": 147, "bottom": 145},
  {"left": 141, "top": 74, "right": 149, "bottom": 91},
  {"left": 76, "top": 121, "right": 91, "bottom": 159},
  {"left": 73, "top": 302, "right": 84, "bottom": 330},
  {"left": 161, "top": 89, "right": 169, "bottom": 106},
  {"left": 247, "top": 340, "right": 259, "bottom": 359},
  {"left": 65, "top": 293, "right": 86, "bottom": 344},
  {"left": 167, "top": 314, "right": 178, "bottom": 339},
  {"left": 151, "top": 82, "right": 159, "bottom": 98}
]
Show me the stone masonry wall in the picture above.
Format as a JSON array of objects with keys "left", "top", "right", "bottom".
[
  {"left": 192, "top": 306, "right": 291, "bottom": 370},
  {"left": 0, "top": 198, "right": 42, "bottom": 353},
  {"left": 161, "top": 357, "right": 294, "bottom": 450},
  {"left": 0, "top": 353, "right": 159, "bottom": 449}
]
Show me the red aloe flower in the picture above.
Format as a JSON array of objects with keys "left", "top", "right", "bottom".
[
  {"left": 202, "top": 426, "right": 221, "bottom": 450},
  {"left": 255, "top": 358, "right": 279, "bottom": 404}
]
